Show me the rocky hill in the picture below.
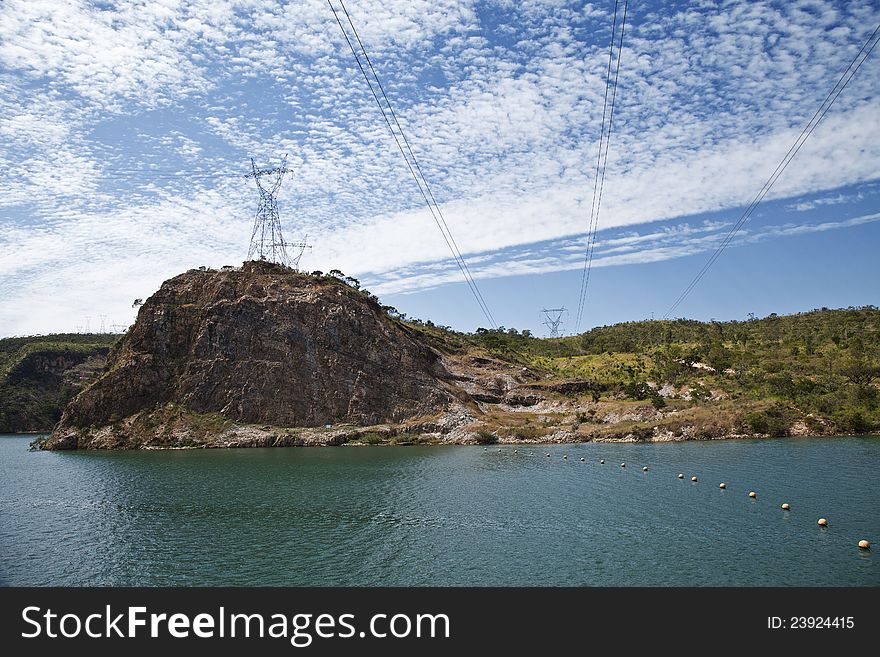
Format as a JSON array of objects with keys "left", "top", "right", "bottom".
[{"left": 44, "top": 262, "right": 460, "bottom": 449}]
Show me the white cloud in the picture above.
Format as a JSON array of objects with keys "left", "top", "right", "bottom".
[{"left": 0, "top": 0, "right": 878, "bottom": 335}]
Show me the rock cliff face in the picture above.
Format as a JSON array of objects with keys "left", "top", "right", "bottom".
[
  {"left": 0, "top": 344, "right": 110, "bottom": 433},
  {"left": 45, "top": 262, "right": 455, "bottom": 449}
]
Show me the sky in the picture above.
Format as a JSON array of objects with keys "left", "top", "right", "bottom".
[{"left": 1, "top": 0, "right": 878, "bottom": 338}]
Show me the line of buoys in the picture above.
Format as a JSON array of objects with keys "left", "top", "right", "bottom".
[{"left": 528, "top": 452, "right": 872, "bottom": 555}]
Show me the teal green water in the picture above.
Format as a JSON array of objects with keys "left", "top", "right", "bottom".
[{"left": 1, "top": 435, "right": 877, "bottom": 586}]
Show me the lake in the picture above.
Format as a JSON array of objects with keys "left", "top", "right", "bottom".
[{"left": 1, "top": 434, "right": 877, "bottom": 586}]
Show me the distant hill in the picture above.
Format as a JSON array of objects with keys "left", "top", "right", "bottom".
[
  {"left": 438, "top": 306, "right": 880, "bottom": 436},
  {"left": 0, "top": 334, "right": 119, "bottom": 433}
]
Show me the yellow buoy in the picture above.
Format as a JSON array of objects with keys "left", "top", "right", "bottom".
[
  {"left": 620, "top": 462, "right": 626, "bottom": 468},
  {"left": 719, "top": 483, "right": 726, "bottom": 489},
  {"left": 749, "top": 491, "right": 757, "bottom": 498},
  {"left": 642, "top": 466, "right": 649, "bottom": 472},
  {"left": 781, "top": 503, "right": 790, "bottom": 510},
  {"left": 691, "top": 476, "right": 698, "bottom": 482},
  {"left": 677, "top": 474, "right": 684, "bottom": 479},
  {"left": 858, "top": 540, "right": 870, "bottom": 550},
  {"left": 818, "top": 518, "right": 828, "bottom": 527}
]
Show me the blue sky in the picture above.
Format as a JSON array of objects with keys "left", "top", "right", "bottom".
[{"left": 0, "top": 0, "right": 878, "bottom": 337}]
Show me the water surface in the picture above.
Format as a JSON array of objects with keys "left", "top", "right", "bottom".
[{"left": 1, "top": 435, "right": 877, "bottom": 585}]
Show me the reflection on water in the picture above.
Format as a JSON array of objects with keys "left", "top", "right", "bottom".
[{"left": 1, "top": 435, "right": 877, "bottom": 586}]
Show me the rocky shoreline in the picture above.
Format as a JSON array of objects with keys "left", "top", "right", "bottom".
[{"left": 31, "top": 399, "right": 872, "bottom": 451}]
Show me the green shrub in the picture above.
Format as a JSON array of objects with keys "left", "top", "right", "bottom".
[
  {"left": 835, "top": 411, "right": 872, "bottom": 434},
  {"left": 623, "top": 381, "right": 652, "bottom": 400},
  {"left": 743, "top": 407, "right": 790, "bottom": 437},
  {"left": 474, "top": 430, "right": 498, "bottom": 445}
]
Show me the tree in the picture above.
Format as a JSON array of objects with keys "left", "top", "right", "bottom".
[
  {"left": 804, "top": 333, "right": 815, "bottom": 356},
  {"left": 841, "top": 360, "right": 879, "bottom": 389},
  {"left": 650, "top": 392, "right": 666, "bottom": 410},
  {"left": 707, "top": 343, "right": 732, "bottom": 371}
]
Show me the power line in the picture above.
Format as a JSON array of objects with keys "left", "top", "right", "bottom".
[
  {"left": 664, "top": 22, "right": 880, "bottom": 319},
  {"left": 574, "top": 0, "right": 629, "bottom": 334},
  {"left": 327, "top": 0, "right": 497, "bottom": 329},
  {"left": 337, "top": 0, "right": 497, "bottom": 330}
]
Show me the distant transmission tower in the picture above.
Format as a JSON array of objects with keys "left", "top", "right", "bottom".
[
  {"left": 290, "top": 233, "right": 312, "bottom": 272},
  {"left": 541, "top": 307, "right": 567, "bottom": 338},
  {"left": 245, "top": 156, "right": 310, "bottom": 269}
]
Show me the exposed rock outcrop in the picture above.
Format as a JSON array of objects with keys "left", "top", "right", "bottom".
[{"left": 45, "top": 262, "right": 457, "bottom": 449}]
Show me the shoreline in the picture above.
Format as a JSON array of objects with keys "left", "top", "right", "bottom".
[{"left": 14, "top": 428, "right": 878, "bottom": 451}]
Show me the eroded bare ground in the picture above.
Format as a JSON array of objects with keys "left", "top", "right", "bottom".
[
  {"left": 410, "top": 352, "right": 765, "bottom": 445},
  {"left": 47, "top": 342, "right": 839, "bottom": 450},
  {"left": 111, "top": 350, "right": 811, "bottom": 449}
]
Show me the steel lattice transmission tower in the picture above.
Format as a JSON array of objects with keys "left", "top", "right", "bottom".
[
  {"left": 541, "top": 307, "right": 567, "bottom": 338},
  {"left": 246, "top": 156, "right": 310, "bottom": 269}
]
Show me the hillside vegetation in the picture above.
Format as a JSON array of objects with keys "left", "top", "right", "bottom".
[
  {"left": 404, "top": 306, "right": 880, "bottom": 437},
  {"left": 0, "top": 334, "right": 118, "bottom": 433}
]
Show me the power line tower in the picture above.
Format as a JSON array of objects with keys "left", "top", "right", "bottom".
[
  {"left": 246, "top": 155, "right": 309, "bottom": 268},
  {"left": 541, "top": 307, "right": 567, "bottom": 338},
  {"left": 289, "top": 233, "right": 312, "bottom": 272}
]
